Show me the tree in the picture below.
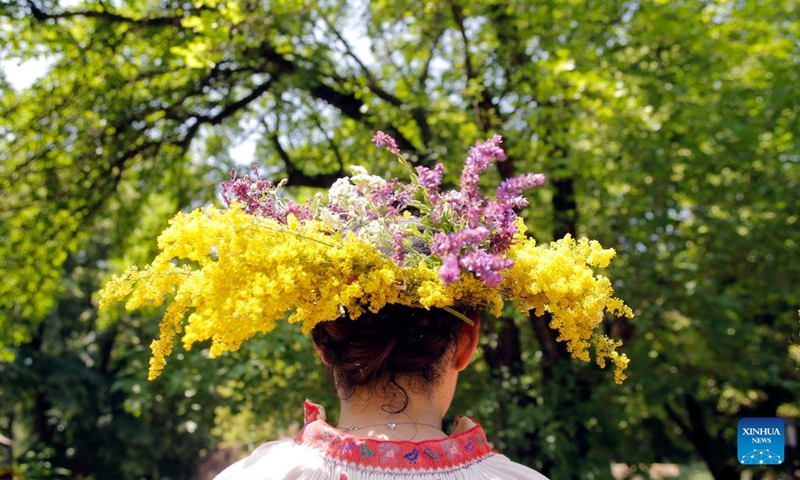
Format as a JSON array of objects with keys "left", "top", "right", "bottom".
[{"left": 1, "top": 0, "right": 798, "bottom": 478}]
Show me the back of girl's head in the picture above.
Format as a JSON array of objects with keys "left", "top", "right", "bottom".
[{"left": 310, "top": 304, "right": 471, "bottom": 412}]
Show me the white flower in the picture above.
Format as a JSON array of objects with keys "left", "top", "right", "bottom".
[
  {"left": 349, "top": 165, "right": 387, "bottom": 191},
  {"left": 355, "top": 220, "right": 388, "bottom": 245},
  {"left": 328, "top": 178, "right": 364, "bottom": 210},
  {"left": 327, "top": 177, "right": 370, "bottom": 221},
  {"left": 319, "top": 207, "right": 344, "bottom": 230},
  {"left": 328, "top": 177, "right": 354, "bottom": 204}
]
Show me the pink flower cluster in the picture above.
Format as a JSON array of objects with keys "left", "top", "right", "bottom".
[
  {"left": 219, "top": 132, "right": 546, "bottom": 290},
  {"left": 371, "top": 133, "right": 545, "bottom": 287},
  {"left": 371, "top": 131, "right": 400, "bottom": 156},
  {"left": 220, "top": 165, "right": 312, "bottom": 224}
]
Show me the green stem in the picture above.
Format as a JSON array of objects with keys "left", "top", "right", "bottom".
[{"left": 442, "top": 306, "right": 474, "bottom": 326}]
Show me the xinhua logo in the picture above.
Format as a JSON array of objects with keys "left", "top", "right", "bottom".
[{"left": 738, "top": 418, "right": 784, "bottom": 465}]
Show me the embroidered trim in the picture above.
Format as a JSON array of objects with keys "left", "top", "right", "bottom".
[{"left": 298, "top": 401, "right": 495, "bottom": 472}]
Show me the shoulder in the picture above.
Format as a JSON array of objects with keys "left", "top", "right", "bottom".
[
  {"left": 479, "top": 453, "right": 550, "bottom": 479},
  {"left": 448, "top": 416, "right": 548, "bottom": 479},
  {"left": 213, "top": 439, "right": 324, "bottom": 480}
]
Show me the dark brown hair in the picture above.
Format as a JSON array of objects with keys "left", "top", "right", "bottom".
[{"left": 310, "top": 304, "right": 471, "bottom": 413}]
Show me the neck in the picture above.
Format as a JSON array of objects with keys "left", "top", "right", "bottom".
[{"left": 336, "top": 385, "right": 450, "bottom": 441}]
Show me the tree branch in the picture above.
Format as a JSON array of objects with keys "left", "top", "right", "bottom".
[
  {"left": 417, "top": 29, "right": 444, "bottom": 93},
  {"left": 26, "top": 0, "right": 184, "bottom": 27},
  {"left": 486, "top": 2, "right": 529, "bottom": 100},
  {"left": 664, "top": 401, "right": 693, "bottom": 443},
  {"left": 253, "top": 41, "right": 429, "bottom": 163},
  {"left": 323, "top": 17, "right": 398, "bottom": 107},
  {"left": 543, "top": 116, "right": 577, "bottom": 238},
  {"left": 482, "top": 317, "right": 525, "bottom": 377},
  {"left": 267, "top": 129, "right": 343, "bottom": 188},
  {"left": 449, "top": 0, "right": 499, "bottom": 135},
  {"left": 195, "top": 78, "right": 274, "bottom": 126},
  {"left": 528, "top": 312, "right": 570, "bottom": 383},
  {"left": 323, "top": 18, "right": 435, "bottom": 150},
  {"left": 664, "top": 397, "right": 729, "bottom": 480},
  {"left": 308, "top": 111, "right": 345, "bottom": 171}
]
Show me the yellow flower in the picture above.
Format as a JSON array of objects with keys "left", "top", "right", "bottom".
[
  {"left": 502, "top": 235, "right": 633, "bottom": 384},
  {"left": 99, "top": 211, "right": 634, "bottom": 381},
  {"left": 99, "top": 165, "right": 633, "bottom": 383}
]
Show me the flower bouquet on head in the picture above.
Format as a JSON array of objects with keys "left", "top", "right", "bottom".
[{"left": 99, "top": 132, "right": 633, "bottom": 383}]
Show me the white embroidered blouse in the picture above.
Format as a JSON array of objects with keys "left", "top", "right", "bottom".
[{"left": 215, "top": 400, "right": 549, "bottom": 479}]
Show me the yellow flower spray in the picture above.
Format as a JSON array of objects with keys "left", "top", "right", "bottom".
[{"left": 99, "top": 132, "right": 633, "bottom": 382}]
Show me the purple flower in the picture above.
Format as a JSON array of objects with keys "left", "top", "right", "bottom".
[
  {"left": 439, "top": 255, "right": 461, "bottom": 284},
  {"left": 369, "top": 179, "right": 416, "bottom": 216},
  {"left": 459, "top": 251, "right": 514, "bottom": 287},
  {"left": 371, "top": 131, "right": 400, "bottom": 156},
  {"left": 430, "top": 227, "right": 489, "bottom": 258},
  {"left": 430, "top": 227, "right": 495, "bottom": 285},
  {"left": 473, "top": 134, "right": 506, "bottom": 161},
  {"left": 365, "top": 131, "right": 548, "bottom": 287},
  {"left": 220, "top": 166, "right": 312, "bottom": 224},
  {"left": 391, "top": 229, "right": 406, "bottom": 265},
  {"left": 429, "top": 232, "right": 452, "bottom": 257},
  {"left": 465, "top": 199, "right": 488, "bottom": 229},
  {"left": 224, "top": 133, "right": 550, "bottom": 290},
  {"left": 458, "top": 227, "right": 491, "bottom": 247},
  {"left": 416, "top": 163, "right": 444, "bottom": 196},
  {"left": 435, "top": 191, "right": 468, "bottom": 225},
  {"left": 496, "top": 173, "right": 546, "bottom": 207},
  {"left": 486, "top": 209, "right": 518, "bottom": 253},
  {"left": 460, "top": 135, "right": 506, "bottom": 202}
]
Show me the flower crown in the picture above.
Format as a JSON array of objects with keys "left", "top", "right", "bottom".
[{"left": 98, "top": 132, "right": 633, "bottom": 382}]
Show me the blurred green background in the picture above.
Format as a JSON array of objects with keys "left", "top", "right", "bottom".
[{"left": 1, "top": 0, "right": 798, "bottom": 478}]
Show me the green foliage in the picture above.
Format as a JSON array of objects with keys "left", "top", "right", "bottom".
[{"left": 1, "top": 0, "right": 798, "bottom": 478}]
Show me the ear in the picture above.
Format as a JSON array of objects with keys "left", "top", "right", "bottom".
[
  {"left": 453, "top": 319, "right": 480, "bottom": 371},
  {"left": 313, "top": 343, "right": 331, "bottom": 367}
]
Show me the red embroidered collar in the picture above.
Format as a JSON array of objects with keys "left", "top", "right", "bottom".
[{"left": 297, "top": 400, "right": 496, "bottom": 472}]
